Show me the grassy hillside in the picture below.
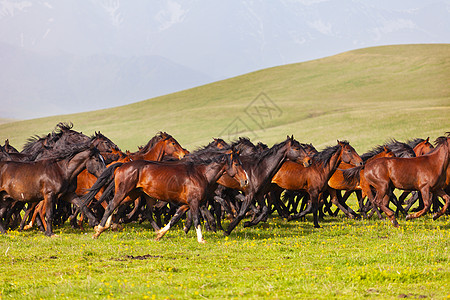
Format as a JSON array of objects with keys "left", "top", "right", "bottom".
[{"left": 1, "top": 44, "right": 449, "bottom": 153}]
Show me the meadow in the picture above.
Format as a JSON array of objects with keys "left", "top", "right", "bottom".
[{"left": 0, "top": 44, "right": 449, "bottom": 299}]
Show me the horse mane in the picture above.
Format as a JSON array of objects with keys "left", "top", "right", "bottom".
[
  {"left": 231, "top": 137, "right": 259, "bottom": 156},
  {"left": 256, "top": 142, "right": 269, "bottom": 151},
  {"left": 383, "top": 139, "right": 416, "bottom": 158},
  {"left": 406, "top": 138, "right": 426, "bottom": 149},
  {"left": 38, "top": 138, "right": 97, "bottom": 162},
  {"left": 361, "top": 145, "right": 390, "bottom": 162},
  {"left": 301, "top": 143, "right": 318, "bottom": 154},
  {"left": 434, "top": 136, "right": 448, "bottom": 147},
  {"left": 313, "top": 141, "right": 348, "bottom": 167},
  {"left": 55, "top": 122, "right": 74, "bottom": 133},
  {"left": 256, "top": 138, "right": 291, "bottom": 162},
  {"left": 91, "top": 131, "right": 121, "bottom": 151},
  {"left": 184, "top": 148, "right": 230, "bottom": 165}
]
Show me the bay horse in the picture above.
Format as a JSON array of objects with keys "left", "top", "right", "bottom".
[
  {"left": 220, "top": 136, "right": 313, "bottom": 235},
  {"left": 84, "top": 148, "right": 249, "bottom": 243},
  {"left": 363, "top": 136, "right": 450, "bottom": 227},
  {"left": 19, "top": 130, "right": 119, "bottom": 231},
  {"left": 0, "top": 140, "right": 105, "bottom": 235},
  {"left": 326, "top": 146, "right": 395, "bottom": 219},
  {"left": 271, "top": 140, "right": 363, "bottom": 228}
]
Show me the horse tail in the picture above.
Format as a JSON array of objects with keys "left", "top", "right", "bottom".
[
  {"left": 81, "top": 162, "right": 123, "bottom": 207},
  {"left": 94, "top": 180, "right": 116, "bottom": 207},
  {"left": 342, "top": 166, "right": 363, "bottom": 186}
]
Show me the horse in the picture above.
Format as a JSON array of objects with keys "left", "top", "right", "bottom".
[
  {"left": 363, "top": 136, "right": 450, "bottom": 227},
  {"left": 325, "top": 146, "right": 395, "bottom": 219},
  {"left": 397, "top": 138, "right": 435, "bottom": 212},
  {"left": 271, "top": 140, "right": 363, "bottom": 228},
  {"left": 0, "top": 140, "right": 105, "bottom": 235},
  {"left": 82, "top": 147, "right": 249, "bottom": 243},
  {"left": 220, "top": 136, "right": 314, "bottom": 235}
]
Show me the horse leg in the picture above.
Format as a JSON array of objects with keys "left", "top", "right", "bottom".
[
  {"left": 406, "top": 187, "right": 432, "bottom": 220},
  {"left": 202, "top": 203, "right": 217, "bottom": 232},
  {"left": 190, "top": 201, "right": 206, "bottom": 244},
  {"left": 432, "top": 189, "right": 450, "bottom": 220},
  {"left": 156, "top": 204, "right": 190, "bottom": 241},
  {"left": 224, "top": 194, "right": 253, "bottom": 236},
  {"left": 377, "top": 192, "right": 399, "bottom": 227},
  {"left": 328, "top": 188, "right": 355, "bottom": 219},
  {"left": 44, "top": 193, "right": 56, "bottom": 236},
  {"left": 141, "top": 195, "right": 159, "bottom": 231}
]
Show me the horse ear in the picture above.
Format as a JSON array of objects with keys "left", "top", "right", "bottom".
[
  {"left": 291, "top": 135, "right": 294, "bottom": 140},
  {"left": 426, "top": 137, "right": 429, "bottom": 142}
]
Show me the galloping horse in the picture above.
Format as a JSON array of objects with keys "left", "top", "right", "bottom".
[
  {"left": 222, "top": 136, "right": 313, "bottom": 235},
  {"left": 0, "top": 140, "right": 105, "bottom": 235},
  {"left": 326, "top": 146, "right": 395, "bottom": 218},
  {"left": 271, "top": 140, "right": 363, "bottom": 228},
  {"left": 363, "top": 136, "right": 450, "bottom": 227},
  {"left": 83, "top": 147, "right": 249, "bottom": 243}
]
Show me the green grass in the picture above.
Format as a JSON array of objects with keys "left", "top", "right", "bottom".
[
  {"left": 0, "top": 44, "right": 449, "bottom": 299},
  {"left": 0, "top": 213, "right": 449, "bottom": 299}
]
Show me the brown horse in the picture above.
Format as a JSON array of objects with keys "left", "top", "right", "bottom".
[
  {"left": 217, "top": 136, "right": 313, "bottom": 235},
  {"left": 326, "top": 146, "right": 395, "bottom": 218},
  {"left": 83, "top": 148, "right": 249, "bottom": 243},
  {"left": 0, "top": 141, "right": 105, "bottom": 235},
  {"left": 364, "top": 136, "right": 450, "bottom": 227},
  {"left": 271, "top": 141, "right": 363, "bottom": 228}
]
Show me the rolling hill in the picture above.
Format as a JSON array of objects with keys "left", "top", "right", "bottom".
[{"left": 0, "top": 44, "right": 449, "bottom": 154}]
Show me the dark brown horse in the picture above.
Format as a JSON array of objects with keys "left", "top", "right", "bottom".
[
  {"left": 220, "top": 136, "right": 313, "bottom": 235},
  {"left": 364, "top": 136, "right": 450, "bottom": 226},
  {"left": 83, "top": 148, "right": 249, "bottom": 243},
  {"left": 271, "top": 141, "right": 363, "bottom": 228},
  {"left": 0, "top": 141, "right": 105, "bottom": 235}
]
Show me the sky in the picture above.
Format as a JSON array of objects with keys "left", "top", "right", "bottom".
[{"left": 0, "top": 0, "right": 449, "bottom": 120}]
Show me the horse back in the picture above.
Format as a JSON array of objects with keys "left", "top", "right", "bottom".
[{"left": 0, "top": 160, "right": 64, "bottom": 201}]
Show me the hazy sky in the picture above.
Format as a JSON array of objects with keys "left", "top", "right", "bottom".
[{"left": 1, "top": 0, "right": 449, "bottom": 119}]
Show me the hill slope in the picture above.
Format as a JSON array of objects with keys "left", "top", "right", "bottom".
[{"left": 0, "top": 44, "right": 449, "bottom": 153}]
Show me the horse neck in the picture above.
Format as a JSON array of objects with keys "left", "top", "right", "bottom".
[
  {"left": 200, "top": 160, "right": 228, "bottom": 184},
  {"left": 257, "top": 142, "right": 289, "bottom": 179},
  {"left": 427, "top": 141, "right": 450, "bottom": 174},
  {"left": 58, "top": 151, "right": 91, "bottom": 182},
  {"left": 144, "top": 142, "right": 165, "bottom": 161},
  {"left": 320, "top": 146, "right": 343, "bottom": 178}
]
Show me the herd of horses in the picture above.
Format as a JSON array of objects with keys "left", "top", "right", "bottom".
[{"left": 0, "top": 123, "right": 449, "bottom": 243}]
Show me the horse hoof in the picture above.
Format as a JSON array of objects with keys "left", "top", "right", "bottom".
[
  {"left": 243, "top": 221, "right": 252, "bottom": 228},
  {"left": 314, "top": 225, "right": 321, "bottom": 229},
  {"left": 405, "top": 214, "right": 412, "bottom": 221},
  {"left": 198, "top": 239, "right": 206, "bottom": 244},
  {"left": 432, "top": 214, "right": 440, "bottom": 221}
]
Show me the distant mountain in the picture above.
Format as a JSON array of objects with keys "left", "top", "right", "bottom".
[
  {"left": 0, "top": 0, "right": 448, "bottom": 119},
  {"left": 0, "top": 42, "right": 212, "bottom": 119}
]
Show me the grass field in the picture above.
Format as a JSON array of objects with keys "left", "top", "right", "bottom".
[
  {"left": 0, "top": 213, "right": 449, "bottom": 299},
  {"left": 0, "top": 44, "right": 449, "bottom": 299}
]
